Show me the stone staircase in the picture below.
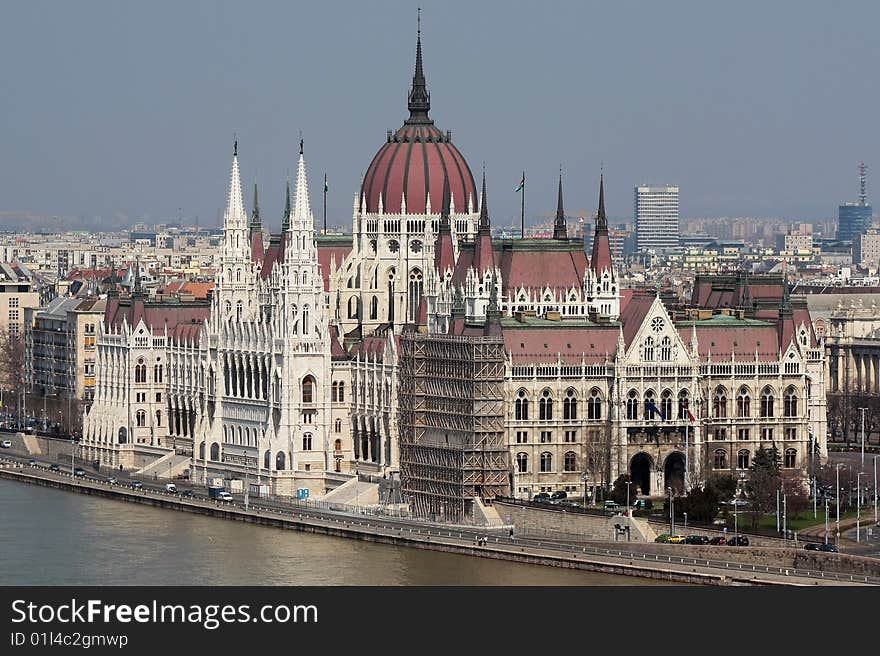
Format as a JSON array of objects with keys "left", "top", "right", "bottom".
[{"left": 135, "top": 452, "right": 190, "bottom": 479}]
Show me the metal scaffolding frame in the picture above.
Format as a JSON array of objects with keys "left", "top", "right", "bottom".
[{"left": 398, "top": 332, "right": 509, "bottom": 522}]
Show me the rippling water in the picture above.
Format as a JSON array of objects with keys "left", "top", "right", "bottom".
[{"left": 0, "top": 480, "right": 673, "bottom": 586}]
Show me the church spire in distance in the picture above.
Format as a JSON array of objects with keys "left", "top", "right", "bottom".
[{"left": 553, "top": 167, "right": 567, "bottom": 240}]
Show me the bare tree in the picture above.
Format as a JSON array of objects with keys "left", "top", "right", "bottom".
[
  {"left": 584, "top": 427, "right": 611, "bottom": 502},
  {"left": 0, "top": 328, "right": 25, "bottom": 422}
]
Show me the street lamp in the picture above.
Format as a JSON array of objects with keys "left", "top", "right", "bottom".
[
  {"left": 859, "top": 407, "right": 867, "bottom": 469},
  {"left": 836, "top": 463, "right": 843, "bottom": 544},
  {"left": 582, "top": 472, "right": 589, "bottom": 509},
  {"left": 857, "top": 471, "right": 863, "bottom": 543},
  {"left": 667, "top": 487, "right": 674, "bottom": 535},
  {"left": 683, "top": 511, "right": 688, "bottom": 531},
  {"left": 824, "top": 497, "right": 829, "bottom": 544}
]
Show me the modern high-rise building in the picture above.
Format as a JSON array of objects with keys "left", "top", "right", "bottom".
[
  {"left": 635, "top": 185, "right": 679, "bottom": 251},
  {"left": 838, "top": 162, "right": 873, "bottom": 242}
]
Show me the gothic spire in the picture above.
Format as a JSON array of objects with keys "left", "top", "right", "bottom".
[
  {"left": 224, "top": 139, "right": 246, "bottom": 230},
  {"left": 478, "top": 168, "right": 490, "bottom": 233},
  {"left": 406, "top": 8, "right": 431, "bottom": 124},
  {"left": 250, "top": 182, "right": 261, "bottom": 229},
  {"left": 282, "top": 178, "right": 291, "bottom": 231},
  {"left": 293, "top": 139, "right": 313, "bottom": 228},
  {"left": 553, "top": 167, "right": 567, "bottom": 239},
  {"left": 597, "top": 173, "right": 608, "bottom": 232}
]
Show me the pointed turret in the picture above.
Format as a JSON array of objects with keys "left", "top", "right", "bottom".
[
  {"left": 777, "top": 272, "right": 796, "bottom": 350},
  {"left": 282, "top": 179, "right": 291, "bottom": 232},
  {"left": 590, "top": 174, "right": 614, "bottom": 277},
  {"left": 292, "top": 139, "right": 313, "bottom": 228},
  {"left": 473, "top": 169, "right": 495, "bottom": 274},
  {"left": 250, "top": 182, "right": 264, "bottom": 264},
  {"left": 224, "top": 139, "right": 247, "bottom": 232},
  {"left": 433, "top": 177, "right": 455, "bottom": 274},
  {"left": 553, "top": 168, "right": 567, "bottom": 240},
  {"left": 406, "top": 9, "right": 431, "bottom": 124}
]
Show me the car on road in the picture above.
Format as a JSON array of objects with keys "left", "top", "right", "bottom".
[
  {"left": 550, "top": 491, "right": 568, "bottom": 501},
  {"left": 181, "top": 489, "right": 195, "bottom": 498},
  {"left": 165, "top": 483, "right": 177, "bottom": 493},
  {"left": 804, "top": 543, "right": 822, "bottom": 551},
  {"left": 28, "top": 459, "right": 37, "bottom": 466},
  {"left": 0, "top": 439, "right": 11, "bottom": 448},
  {"left": 130, "top": 480, "right": 143, "bottom": 490},
  {"left": 668, "top": 535, "right": 687, "bottom": 544},
  {"left": 685, "top": 535, "right": 710, "bottom": 545},
  {"left": 727, "top": 535, "right": 750, "bottom": 546},
  {"left": 73, "top": 467, "right": 86, "bottom": 477},
  {"left": 532, "top": 492, "right": 551, "bottom": 503},
  {"left": 817, "top": 543, "right": 839, "bottom": 553},
  {"left": 654, "top": 534, "right": 672, "bottom": 543},
  {"left": 49, "top": 463, "right": 60, "bottom": 472},
  {"left": 107, "top": 477, "right": 118, "bottom": 485},
  {"left": 709, "top": 536, "right": 727, "bottom": 545},
  {"left": 216, "top": 491, "right": 234, "bottom": 502}
]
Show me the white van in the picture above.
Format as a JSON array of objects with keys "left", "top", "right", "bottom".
[{"left": 165, "top": 483, "right": 177, "bottom": 493}]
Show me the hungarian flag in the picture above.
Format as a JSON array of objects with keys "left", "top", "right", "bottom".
[
  {"left": 515, "top": 175, "right": 525, "bottom": 193},
  {"left": 685, "top": 407, "right": 696, "bottom": 422}
]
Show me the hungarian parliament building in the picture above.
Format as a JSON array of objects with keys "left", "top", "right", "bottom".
[{"left": 81, "top": 27, "right": 827, "bottom": 512}]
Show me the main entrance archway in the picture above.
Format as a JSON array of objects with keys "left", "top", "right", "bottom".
[
  {"left": 664, "top": 452, "right": 686, "bottom": 494},
  {"left": 630, "top": 452, "right": 653, "bottom": 495}
]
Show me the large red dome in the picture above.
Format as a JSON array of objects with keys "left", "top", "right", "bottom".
[{"left": 360, "top": 29, "right": 476, "bottom": 216}]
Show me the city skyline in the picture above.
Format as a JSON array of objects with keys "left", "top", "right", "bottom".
[{"left": 1, "top": 1, "right": 879, "bottom": 229}]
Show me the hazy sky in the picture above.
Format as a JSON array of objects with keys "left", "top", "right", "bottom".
[{"left": 2, "top": 0, "right": 879, "bottom": 230}]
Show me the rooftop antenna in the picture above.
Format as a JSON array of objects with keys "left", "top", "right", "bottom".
[{"left": 859, "top": 162, "right": 868, "bottom": 206}]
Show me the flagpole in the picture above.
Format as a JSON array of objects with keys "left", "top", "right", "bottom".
[
  {"left": 323, "top": 172, "right": 327, "bottom": 234},
  {"left": 685, "top": 422, "right": 689, "bottom": 493},
  {"left": 521, "top": 170, "right": 525, "bottom": 239}
]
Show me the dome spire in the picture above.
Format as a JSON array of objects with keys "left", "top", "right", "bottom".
[
  {"left": 553, "top": 166, "right": 567, "bottom": 239},
  {"left": 406, "top": 8, "right": 431, "bottom": 124},
  {"left": 478, "top": 166, "right": 490, "bottom": 232},
  {"left": 282, "top": 177, "right": 291, "bottom": 231},
  {"left": 597, "top": 172, "right": 608, "bottom": 231},
  {"left": 251, "top": 181, "right": 260, "bottom": 229}
]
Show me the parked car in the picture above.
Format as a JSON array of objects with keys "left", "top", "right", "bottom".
[
  {"left": 216, "top": 491, "right": 234, "bottom": 502},
  {"left": 685, "top": 535, "right": 710, "bottom": 545},
  {"left": 668, "top": 535, "right": 687, "bottom": 544},
  {"left": 49, "top": 463, "right": 60, "bottom": 472},
  {"left": 130, "top": 480, "right": 143, "bottom": 490},
  {"left": 709, "top": 536, "right": 727, "bottom": 545},
  {"left": 550, "top": 491, "right": 568, "bottom": 501},
  {"left": 817, "top": 543, "right": 839, "bottom": 553},
  {"left": 727, "top": 535, "right": 750, "bottom": 546},
  {"left": 0, "top": 439, "right": 11, "bottom": 448},
  {"left": 654, "top": 534, "right": 672, "bottom": 543},
  {"left": 73, "top": 467, "right": 86, "bottom": 477},
  {"left": 107, "top": 476, "right": 118, "bottom": 485},
  {"left": 804, "top": 543, "right": 822, "bottom": 551},
  {"left": 27, "top": 459, "right": 37, "bottom": 466},
  {"left": 165, "top": 483, "right": 177, "bottom": 493},
  {"left": 181, "top": 489, "right": 195, "bottom": 498},
  {"left": 532, "top": 492, "right": 551, "bottom": 503}
]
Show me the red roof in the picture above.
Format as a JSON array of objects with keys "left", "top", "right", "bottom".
[
  {"left": 503, "top": 325, "right": 619, "bottom": 364},
  {"left": 681, "top": 324, "right": 781, "bottom": 361},
  {"left": 619, "top": 290, "right": 655, "bottom": 347},
  {"left": 317, "top": 243, "right": 352, "bottom": 292},
  {"left": 361, "top": 123, "right": 477, "bottom": 215},
  {"left": 497, "top": 242, "right": 587, "bottom": 294},
  {"left": 590, "top": 228, "right": 614, "bottom": 278},
  {"left": 105, "top": 295, "right": 211, "bottom": 338}
]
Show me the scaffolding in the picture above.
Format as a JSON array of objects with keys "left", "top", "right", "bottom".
[{"left": 398, "top": 332, "right": 509, "bottom": 522}]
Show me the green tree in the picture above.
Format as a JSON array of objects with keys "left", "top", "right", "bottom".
[
  {"left": 705, "top": 474, "right": 736, "bottom": 502},
  {"left": 610, "top": 475, "right": 639, "bottom": 506},
  {"left": 745, "top": 445, "right": 782, "bottom": 527},
  {"left": 678, "top": 485, "right": 721, "bottom": 523}
]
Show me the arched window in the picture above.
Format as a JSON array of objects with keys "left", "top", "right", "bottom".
[
  {"left": 644, "top": 389, "right": 657, "bottom": 420},
  {"left": 338, "top": 381, "right": 345, "bottom": 402},
  {"left": 153, "top": 364, "right": 163, "bottom": 383},
  {"left": 677, "top": 390, "right": 690, "bottom": 420},
  {"left": 302, "top": 433, "right": 313, "bottom": 451},
  {"left": 236, "top": 300, "right": 243, "bottom": 321},
  {"left": 135, "top": 359, "right": 146, "bottom": 383},
  {"left": 348, "top": 296, "right": 359, "bottom": 319},
  {"left": 198, "top": 441, "right": 205, "bottom": 459},
  {"left": 136, "top": 410, "right": 146, "bottom": 427},
  {"left": 331, "top": 382, "right": 338, "bottom": 402},
  {"left": 587, "top": 388, "right": 602, "bottom": 420},
  {"left": 661, "top": 389, "right": 673, "bottom": 420},
  {"left": 784, "top": 387, "right": 798, "bottom": 417},
  {"left": 335, "top": 418, "right": 342, "bottom": 433},
  {"left": 714, "top": 449, "right": 728, "bottom": 469},
  {"left": 761, "top": 387, "right": 775, "bottom": 418},
  {"left": 659, "top": 336, "right": 672, "bottom": 361},
  {"left": 736, "top": 387, "right": 750, "bottom": 417},
  {"left": 516, "top": 452, "right": 528, "bottom": 473},
  {"left": 276, "top": 451, "right": 286, "bottom": 470},
  {"left": 155, "top": 410, "right": 161, "bottom": 426},
  {"left": 302, "top": 306, "right": 310, "bottom": 335},
  {"left": 370, "top": 296, "right": 379, "bottom": 320},
  {"left": 564, "top": 451, "right": 577, "bottom": 472},
  {"left": 643, "top": 336, "right": 655, "bottom": 361},
  {"left": 224, "top": 300, "right": 232, "bottom": 317},
  {"left": 302, "top": 375, "right": 315, "bottom": 404},
  {"left": 784, "top": 449, "right": 797, "bottom": 468},
  {"left": 737, "top": 449, "right": 750, "bottom": 469},
  {"left": 515, "top": 389, "right": 529, "bottom": 420},
  {"left": 210, "top": 443, "right": 220, "bottom": 461},
  {"left": 626, "top": 390, "right": 639, "bottom": 420},
  {"left": 263, "top": 450, "right": 271, "bottom": 470},
  {"left": 539, "top": 389, "right": 553, "bottom": 421},
  {"left": 713, "top": 386, "right": 727, "bottom": 418},
  {"left": 563, "top": 388, "right": 578, "bottom": 420},
  {"left": 236, "top": 268, "right": 242, "bottom": 282},
  {"left": 540, "top": 452, "right": 553, "bottom": 473},
  {"left": 408, "top": 269, "right": 423, "bottom": 323}
]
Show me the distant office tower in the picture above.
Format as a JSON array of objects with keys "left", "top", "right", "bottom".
[
  {"left": 635, "top": 185, "right": 679, "bottom": 251},
  {"left": 838, "top": 162, "right": 873, "bottom": 242}
]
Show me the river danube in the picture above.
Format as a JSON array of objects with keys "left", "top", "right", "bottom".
[{"left": 0, "top": 480, "right": 672, "bottom": 585}]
